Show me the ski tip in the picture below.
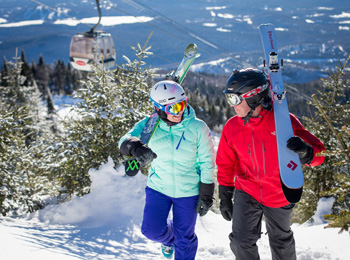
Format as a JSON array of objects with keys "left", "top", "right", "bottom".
[
  {"left": 186, "top": 43, "right": 197, "bottom": 48},
  {"left": 185, "top": 43, "right": 198, "bottom": 53},
  {"left": 259, "top": 24, "right": 275, "bottom": 31}
]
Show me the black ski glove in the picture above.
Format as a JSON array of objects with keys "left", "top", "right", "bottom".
[
  {"left": 120, "top": 137, "right": 157, "bottom": 167},
  {"left": 196, "top": 182, "right": 215, "bottom": 217},
  {"left": 219, "top": 185, "right": 235, "bottom": 221},
  {"left": 287, "top": 136, "right": 314, "bottom": 164}
]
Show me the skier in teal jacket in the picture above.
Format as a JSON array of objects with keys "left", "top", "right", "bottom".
[{"left": 119, "top": 80, "right": 215, "bottom": 260}]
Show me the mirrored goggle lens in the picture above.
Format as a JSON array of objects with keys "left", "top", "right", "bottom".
[
  {"left": 166, "top": 99, "right": 187, "bottom": 115},
  {"left": 225, "top": 93, "right": 242, "bottom": 106}
]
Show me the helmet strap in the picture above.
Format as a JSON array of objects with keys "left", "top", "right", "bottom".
[
  {"left": 261, "top": 95, "right": 272, "bottom": 111},
  {"left": 155, "top": 108, "right": 183, "bottom": 127}
]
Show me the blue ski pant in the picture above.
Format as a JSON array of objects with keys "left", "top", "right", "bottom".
[
  {"left": 141, "top": 187, "right": 198, "bottom": 260},
  {"left": 230, "top": 190, "right": 296, "bottom": 260}
]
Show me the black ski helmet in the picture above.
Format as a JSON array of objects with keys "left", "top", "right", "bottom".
[{"left": 224, "top": 68, "right": 270, "bottom": 110}]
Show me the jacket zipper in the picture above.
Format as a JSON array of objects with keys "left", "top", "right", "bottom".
[
  {"left": 176, "top": 132, "right": 185, "bottom": 150},
  {"left": 248, "top": 143, "right": 255, "bottom": 173},
  {"left": 252, "top": 128, "right": 263, "bottom": 204},
  {"left": 170, "top": 127, "right": 176, "bottom": 196},
  {"left": 262, "top": 142, "right": 266, "bottom": 176}
]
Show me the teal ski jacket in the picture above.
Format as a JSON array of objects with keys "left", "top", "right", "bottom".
[{"left": 119, "top": 105, "right": 215, "bottom": 198}]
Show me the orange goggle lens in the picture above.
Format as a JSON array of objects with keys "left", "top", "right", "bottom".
[{"left": 165, "top": 99, "right": 187, "bottom": 115}]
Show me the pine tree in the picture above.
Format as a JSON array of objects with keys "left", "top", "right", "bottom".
[
  {"left": 55, "top": 34, "right": 155, "bottom": 197},
  {"left": 0, "top": 53, "right": 59, "bottom": 216},
  {"left": 20, "top": 50, "right": 34, "bottom": 87},
  {"left": 292, "top": 56, "right": 350, "bottom": 233},
  {"left": 34, "top": 55, "right": 49, "bottom": 94},
  {"left": 116, "top": 34, "right": 155, "bottom": 135}
]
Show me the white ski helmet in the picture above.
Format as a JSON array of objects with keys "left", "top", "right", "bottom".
[{"left": 150, "top": 80, "right": 187, "bottom": 115}]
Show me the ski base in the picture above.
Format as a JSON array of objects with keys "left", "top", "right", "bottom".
[{"left": 259, "top": 24, "right": 304, "bottom": 202}]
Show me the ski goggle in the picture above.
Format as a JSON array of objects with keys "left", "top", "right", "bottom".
[
  {"left": 165, "top": 98, "right": 187, "bottom": 115},
  {"left": 225, "top": 83, "right": 269, "bottom": 106},
  {"left": 225, "top": 93, "right": 244, "bottom": 106},
  {"left": 151, "top": 97, "right": 187, "bottom": 115}
]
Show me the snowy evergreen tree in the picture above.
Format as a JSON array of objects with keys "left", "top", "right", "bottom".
[
  {"left": 55, "top": 35, "right": 155, "bottom": 197},
  {"left": 0, "top": 54, "right": 59, "bottom": 216},
  {"left": 292, "top": 56, "right": 350, "bottom": 233},
  {"left": 116, "top": 34, "right": 155, "bottom": 134}
]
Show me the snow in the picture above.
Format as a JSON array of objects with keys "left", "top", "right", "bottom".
[
  {"left": 330, "top": 12, "right": 350, "bottom": 19},
  {"left": 55, "top": 16, "right": 154, "bottom": 27},
  {"left": 1, "top": 157, "right": 349, "bottom": 260},
  {"left": 0, "top": 19, "right": 44, "bottom": 27},
  {"left": 0, "top": 16, "right": 154, "bottom": 28}
]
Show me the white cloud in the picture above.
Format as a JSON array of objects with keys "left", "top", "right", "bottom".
[{"left": 0, "top": 16, "right": 154, "bottom": 28}]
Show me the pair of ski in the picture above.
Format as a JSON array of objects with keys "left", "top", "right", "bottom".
[
  {"left": 260, "top": 24, "right": 304, "bottom": 203},
  {"left": 123, "top": 43, "right": 200, "bottom": 177}
]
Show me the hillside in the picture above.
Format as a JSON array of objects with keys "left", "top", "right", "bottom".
[{"left": 1, "top": 0, "right": 349, "bottom": 83}]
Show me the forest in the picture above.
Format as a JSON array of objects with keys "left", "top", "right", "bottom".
[{"left": 0, "top": 44, "right": 349, "bottom": 233}]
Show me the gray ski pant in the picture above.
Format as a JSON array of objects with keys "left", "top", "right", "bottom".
[{"left": 229, "top": 189, "right": 296, "bottom": 260}]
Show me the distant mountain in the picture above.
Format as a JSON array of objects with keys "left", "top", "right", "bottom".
[{"left": 0, "top": 0, "right": 349, "bottom": 83}]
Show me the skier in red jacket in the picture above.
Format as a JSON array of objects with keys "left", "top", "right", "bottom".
[{"left": 216, "top": 68, "right": 325, "bottom": 260}]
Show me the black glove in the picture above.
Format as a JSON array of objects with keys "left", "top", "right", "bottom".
[
  {"left": 120, "top": 137, "right": 157, "bottom": 167},
  {"left": 196, "top": 182, "right": 214, "bottom": 217},
  {"left": 287, "top": 136, "right": 314, "bottom": 164},
  {"left": 219, "top": 185, "right": 235, "bottom": 221}
]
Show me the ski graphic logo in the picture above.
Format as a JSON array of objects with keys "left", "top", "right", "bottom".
[
  {"left": 126, "top": 160, "right": 139, "bottom": 171},
  {"left": 268, "top": 31, "right": 275, "bottom": 49},
  {"left": 287, "top": 160, "right": 298, "bottom": 171}
]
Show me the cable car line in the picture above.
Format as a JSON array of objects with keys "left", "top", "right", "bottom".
[
  {"left": 106, "top": 0, "right": 253, "bottom": 69},
  {"left": 119, "top": 0, "right": 219, "bottom": 49},
  {"left": 30, "top": 0, "right": 62, "bottom": 14},
  {"left": 30, "top": 0, "right": 251, "bottom": 69},
  {"left": 89, "top": 0, "right": 102, "bottom": 33},
  {"left": 29, "top": 0, "right": 311, "bottom": 101},
  {"left": 30, "top": 0, "right": 177, "bottom": 65},
  {"left": 113, "top": 0, "right": 253, "bottom": 68}
]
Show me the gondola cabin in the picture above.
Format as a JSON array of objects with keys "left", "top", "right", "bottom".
[{"left": 69, "top": 31, "right": 116, "bottom": 71}]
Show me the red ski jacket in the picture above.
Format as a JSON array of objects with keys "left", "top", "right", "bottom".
[{"left": 216, "top": 109, "right": 325, "bottom": 208}]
